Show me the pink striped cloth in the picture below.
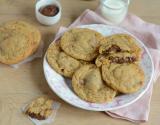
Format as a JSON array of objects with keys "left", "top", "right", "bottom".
[{"left": 56, "top": 9, "right": 160, "bottom": 123}]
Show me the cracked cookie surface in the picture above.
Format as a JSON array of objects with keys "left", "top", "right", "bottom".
[
  {"left": 60, "top": 28, "right": 104, "bottom": 61},
  {"left": 0, "top": 20, "right": 41, "bottom": 64},
  {"left": 102, "top": 63, "right": 145, "bottom": 93}
]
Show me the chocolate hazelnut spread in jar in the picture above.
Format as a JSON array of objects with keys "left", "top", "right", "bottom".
[
  {"left": 35, "top": 0, "right": 62, "bottom": 25},
  {"left": 39, "top": 5, "right": 59, "bottom": 17}
]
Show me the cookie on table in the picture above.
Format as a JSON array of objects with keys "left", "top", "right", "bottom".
[
  {"left": 47, "top": 42, "right": 82, "bottom": 78},
  {"left": 3, "top": 20, "right": 41, "bottom": 53},
  {"left": 95, "top": 52, "right": 138, "bottom": 67},
  {"left": 0, "top": 20, "right": 41, "bottom": 64},
  {"left": 72, "top": 64, "right": 117, "bottom": 103},
  {"left": 99, "top": 34, "right": 142, "bottom": 60},
  {"left": 60, "top": 28, "right": 104, "bottom": 61},
  {"left": 102, "top": 63, "right": 145, "bottom": 93},
  {"left": 25, "top": 97, "right": 53, "bottom": 120}
]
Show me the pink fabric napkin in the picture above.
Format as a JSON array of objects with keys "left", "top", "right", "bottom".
[{"left": 54, "top": 9, "right": 160, "bottom": 123}]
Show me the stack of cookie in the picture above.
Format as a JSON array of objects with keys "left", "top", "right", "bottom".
[
  {"left": 96, "top": 34, "right": 145, "bottom": 94},
  {"left": 46, "top": 28, "right": 144, "bottom": 103},
  {"left": 0, "top": 20, "right": 41, "bottom": 64}
]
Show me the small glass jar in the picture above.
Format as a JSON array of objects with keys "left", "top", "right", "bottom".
[{"left": 99, "top": 0, "right": 130, "bottom": 24}]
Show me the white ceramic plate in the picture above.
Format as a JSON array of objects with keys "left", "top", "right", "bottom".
[{"left": 43, "top": 24, "right": 154, "bottom": 111}]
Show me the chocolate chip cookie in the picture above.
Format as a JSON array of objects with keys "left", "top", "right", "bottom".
[
  {"left": 102, "top": 63, "right": 145, "bottom": 93},
  {"left": 25, "top": 97, "right": 53, "bottom": 120},
  {"left": 72, "top": 64, "right": 117, "bottom": 103},
  {"left": 99, "top": 34, "right": 142, "bottom": 60},
  {"left": 47, "top": 42, "right": 82, "bottom": 78},
  {"left": 0, "top": 20, "right": 41, "bottom": 64},
  {"left": 60, "top": 28, "right": 104, "bottom": 61}
]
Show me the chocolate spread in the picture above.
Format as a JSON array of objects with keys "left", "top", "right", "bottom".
[
  {"left": 103, "top": 45, "right": 121, "bottom": 54},
  {"left": 39, "top": 5, "right": 59, "bottom": 16},
  {"left": 26, "top": 111, "right": 46, "bottom": 120},
  {"left": 109, "top": 56, "right": 136, "bottom": 64}
]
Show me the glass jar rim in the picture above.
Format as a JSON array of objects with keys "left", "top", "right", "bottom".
[{"left": 100, "top": 0, "right": 129, "bottom": 10}]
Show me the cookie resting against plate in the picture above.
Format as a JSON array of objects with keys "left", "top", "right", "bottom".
[{"left": 0, "top": 20, "right": 41, "bottom": 64}]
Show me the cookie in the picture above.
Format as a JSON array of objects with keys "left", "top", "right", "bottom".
[
  {"left": 0, "top": 20, "right": 41, "bottom": 64},
  {"left": 47, "top": 42, "right": 82, "bottom": 78},
  {"left": 102, "top": 63, "right": 145, "bottom": 93},
  {"left": 95, "top": 52, "right": 138, "bottom": 67},
  {"left": 25, "top": 97, "right": 53, "bottom": 120},
  {"left": 60, "top": 28, "right": 104, "bottom": 61},
  {"left": 72, "top": 64, "right": 117, "bottom": 103},
  {"left": 3, "top": 20, "right": 41, "bottom": 53},
  {"left": 99, "top": 34, "right": 142, "bottom": 60}
]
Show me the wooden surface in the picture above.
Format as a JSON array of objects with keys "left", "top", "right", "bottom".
[{"left": 0, "top": 0, "right": 160, "bottom": 125}]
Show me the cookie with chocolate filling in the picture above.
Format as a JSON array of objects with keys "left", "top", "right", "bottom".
[
  {"left": 99, "top": 34, "right": 142, "bottom": 60},
  {"left": 25, "top": 97, "right": 53, "bottom": 120}
]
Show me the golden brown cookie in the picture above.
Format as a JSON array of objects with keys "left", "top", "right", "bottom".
[
  {"left": 60, "top": 28, "right": 104, "bottom": 61},
  {"left": 72, "top": 64, "right": 117, "bottom": 103},
  {"left": 99, "top": 34, "right": 142, "bottom": 60},
  {"left": 0, "top": 20, "right": 41, "bottom": 64},
  {"left": 95, "top": 52, "right": 138, "bottom": 67},
  {"left": 3, "top": 20, "right": 41, "bottom": 53},
  {"left": 47, "top": 42, "right": 82, "bottom": 78},
  {"left": 25, "top": 97, "right": 53, "bottom": 120},
  {"left": 102, "top": 63, "right": 145, "bottom": 93}
]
